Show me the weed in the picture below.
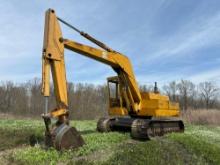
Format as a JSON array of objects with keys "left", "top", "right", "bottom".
[{"left": 0, "top": 119, "right": 219, "bottom": 165}]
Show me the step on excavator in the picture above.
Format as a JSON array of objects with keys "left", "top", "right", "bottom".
[{"left": 41, "top": 9, "right": 184, "bottom": 150}]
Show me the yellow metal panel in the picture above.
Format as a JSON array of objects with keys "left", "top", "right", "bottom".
[
  {"left": 141, "top": 100, "right": 170, "bottom": 109},
  {"left": 169, "top": 102, "right": 179, "bottom": 110},
  {"left": 108, "top": 107, "right": 128, "bottom": 116},
  {"left": 50, "top": 108, "right": 68, "bottom": 118},
  {"left": 154, "top": 109, "right": 180, "bottom": 117},
  {"left": 51, "top": 59, "right": 68, "bottom": 107},
  {"left": 158, "top": 100, "right": 169, "bottom": 109},
  {"left": 141, "top": 92, "right": 169, "bottom": 101},
  {"left": 43, "top": 9, "right": 64, "bottom": 61},
  {"left": 141, "top": 100, "right": 159, "bottom": 109},
  {"left": 137, "top": 108, "right": 179, "bottom": 117}
]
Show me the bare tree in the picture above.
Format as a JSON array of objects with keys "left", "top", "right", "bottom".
[
  {"left": 139, "top": 84, "right": 154, "bottom": 92},
  {"left": 199, "top": 82, "right": 219, "bottom": 110},
  {"left": 177, "top": 80, "right": 195, "bottom": 111},
  {"left": 163, "top": 81, "right": 178, "bottom": 102},
  {"left": 27, "top": 78, "right": 44, "bottom": 115},
  {"left": 0, "top": 81, "right": 16, "bottom": 113},
  {"left": 0, "top": 78, "right": 220, "bottom": 119}
]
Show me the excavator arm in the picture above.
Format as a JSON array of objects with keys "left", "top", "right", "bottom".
[
  {"left": 42, "top": 9, "right": 68, "bottom": 119},
  {"left": 41, "top": 9, "right": 86, "bottom": 150}
]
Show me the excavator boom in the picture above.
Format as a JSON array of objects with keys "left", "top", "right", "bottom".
[{"left": 63, "top": 39, "right": 142, "bottom": 111}]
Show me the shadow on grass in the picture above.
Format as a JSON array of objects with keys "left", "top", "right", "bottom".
[{"left": 80, "top": 130, "right": 97, "bottom": 135}]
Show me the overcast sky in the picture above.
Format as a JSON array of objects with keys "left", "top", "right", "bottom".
[{"left": 0, "top": 0, "right": 220, "bottom": 86}]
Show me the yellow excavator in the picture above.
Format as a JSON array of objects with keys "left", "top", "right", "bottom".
[{"left": 41, "top": 9, "right": 184, "bottom": 150}]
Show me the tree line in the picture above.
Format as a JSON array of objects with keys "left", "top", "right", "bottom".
[{"left": 0, "top": 78, "right": 219, "bottom": 119}]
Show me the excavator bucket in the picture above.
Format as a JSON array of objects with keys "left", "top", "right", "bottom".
[
  {"left": 53, "top": 124, "right": 85, "bottom": 150},
  {"left": 43, "top": 116, "right": 85, "bottom": 150}
]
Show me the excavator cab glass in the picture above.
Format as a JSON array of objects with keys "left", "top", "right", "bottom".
[{"left": 107, "top": 77, "right": 121, "bottom": 108}]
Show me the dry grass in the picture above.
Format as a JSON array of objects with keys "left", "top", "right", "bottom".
[
  {"left": 0, "top": 113, "right": 40, "bottom": 120},
  {"left": 181, "top": 109, "right": 220, "bottom": 126},
  {"left": 1, "top": 109, "right": 220, "bottom": 126}
]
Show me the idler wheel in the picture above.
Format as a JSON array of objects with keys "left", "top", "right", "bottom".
[{"left": 97, "top": 118, "right": 112, "bottom": 132}]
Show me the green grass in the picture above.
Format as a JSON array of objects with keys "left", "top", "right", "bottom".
[
  {"left": 0, "top": 119, "right": 219, "bottom": 165},
  {"left": 167, "top": 125, "right": 220, "bottom": 165},
  {"left": 0, "top": 119, "right": 44, "bottom": 151}
]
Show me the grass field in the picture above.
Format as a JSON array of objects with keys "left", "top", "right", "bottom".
[{"left": 0, "top": 119, "right": 219, "bottom": 165}]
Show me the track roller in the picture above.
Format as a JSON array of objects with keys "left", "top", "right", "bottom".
[{"left": 97, "top": 117, "right": 112, "bottom": 132}]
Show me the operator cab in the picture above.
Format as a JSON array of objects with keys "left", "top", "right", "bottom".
[
  {"left": 107, "top": 76, "right": 128, "bottom": 116},
  {"left": 107, "top": 76, "right": 121, "bottom": 108}
]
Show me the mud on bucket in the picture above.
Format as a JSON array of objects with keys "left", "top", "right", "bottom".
[{"left": 53, "top": 124, "right": 85, "bottom": 150}]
